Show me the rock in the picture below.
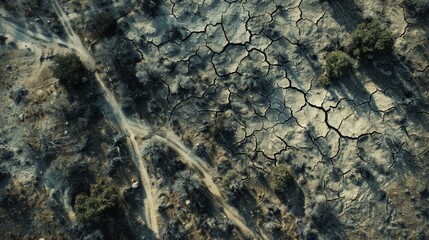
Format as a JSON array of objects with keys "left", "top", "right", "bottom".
[
  {"left": 131, "top": 181, "right": 139, "bottom": 189},
  {"left": 18, "top": 113, "right": 25, "bottom": 121},
  {"left": 64, "top": 130, "right": 68, "bottom": 135},
  {"left": 6, "top": 65, "right": 12, "bottom": 70}
]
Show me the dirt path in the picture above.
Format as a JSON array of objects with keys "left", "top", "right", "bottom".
[
  {"left": 154, "top": 133, "right": 269, "bottom": 240},
  {"left": 4, "top": 2, "right": 268, "bottom": 238},
  {"left": 49, "top": 2, "right": 266, "bottom": 237},
  {"left": 51, "top": 0, "right": 94, "bottom": 68},
  {"left": 51, "top": 0, "right": 159, "bottom": 236},
  {"left": 0, "top": 17, "right": 66, "bottom": 46}
]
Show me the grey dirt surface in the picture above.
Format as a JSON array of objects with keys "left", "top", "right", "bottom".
[{"left": 0, "top": 0, "right": 428, "bottom": 239}]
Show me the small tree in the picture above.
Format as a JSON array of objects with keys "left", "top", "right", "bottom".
[
  {"left": 87, "top": 12, "right": 117, "bottom": 39},
  {"left": 349, "top": 21, "right": 394, "bottom": 60},
  {"left": 74, "top": 184, "right": 119, "bottom": 224},
  {"left": 325, "top": 50, "right": 354, "bottom": 79},
  {"left": 269, "top": 164, "right": 292, "bottom": 192},
  {"left": 51, "top": 53, "right": 87, "bottom": 88}
]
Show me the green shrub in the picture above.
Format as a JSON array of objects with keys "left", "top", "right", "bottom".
[
  {"left": 51, "top": 53, "right": 87, "bottom": 88},
  {"left": 325, "top": 50, "right": 354, "bottom": 79},
  {"left": 319, "top": 74, "right": 331, "bottom": 86},
  {"left": 74, "top": 184, "right": 119, "bottom": 224},
  {"left": 87, "top": 12, "right": 117, "bottom": 39},
  {"left": 269, "top": 164, "right": 293, "bottom": 192},
  {"left": 349, "top": 21, "right": 394, "bottom": 60}
]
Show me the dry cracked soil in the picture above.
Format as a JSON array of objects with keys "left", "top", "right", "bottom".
[{"left": 0, "top": 0, "right": 429, "bottom": 239}]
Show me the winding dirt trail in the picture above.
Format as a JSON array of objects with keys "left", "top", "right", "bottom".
[
  {"left": 50, "top": 2, "right": 265, "bottom": 238},
  {"left": 155, "top": 133, "right": 269, "bottom": 240},
  {"left": 4, "top": 1, "right": 268, "bottom": 239},
  {"left": 51, "top": 0, "right": 159, "bottom": 236},
  {"left": 0, "top": 17, "right": 66, "bottom": 46}
]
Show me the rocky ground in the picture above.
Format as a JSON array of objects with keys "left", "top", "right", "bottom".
[{"left": 0, "top": 0, "right": 428, "bottom": 239}]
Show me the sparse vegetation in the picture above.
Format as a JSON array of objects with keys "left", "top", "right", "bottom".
[
  {"left": 221, "top": 169, "right": 244, "bottom": 202},
  {"left": 319, "top": 74, "right": 331, "bottom": 86},
  {"left": 143, "top": 142, "right": 184, "bottom": 177},
  {"left": 241, "top": 66, "right": 272, "bottom": 93},
  {"left": 140, "top": 0, "right": 165, "bottom": 17},
  {"left": 74, "top": 184, "right": 119, "bottom": 224},
  {"left": 209, "top": 114, "right": 236, "bottom": 143},
  {"left": 325, "top": 50, "right": 354, "bottom": 79},
  {"left": 51, "top": 53, "right": 87, "bottom": 88},
  {"left": 269, "top": 164, "right": 292, "bottom": 192},
  {"left": 310, "top": 202, "right": 340, "bottom": 233},
  {"left": 160, "top": 219, "right": 186, "bottom": 240},
  {"left": 221, "top": 169, "right": 243, "bottom": 193},
  {"left": 349, "top": 21, "right": 394, "bottom": 60},
  {"left": 406, "top": 0, "right": 429, "bottom": 13},
  {"left": 171, "top": 170, "right": 211, "bottom": 213},
  {"left": 87, "top": 12, "right": 117, "bottom": 39}
]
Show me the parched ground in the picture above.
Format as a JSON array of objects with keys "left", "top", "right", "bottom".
[{"left": 0, "top": 0, "right": 428, "bottom": 239}]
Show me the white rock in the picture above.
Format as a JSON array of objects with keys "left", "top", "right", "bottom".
[
  {"left": 131, "top": 182, "right": 139, "bottom": 189},
  {"left": 18, "top": 113, "right": 24, "bottom": 121}
]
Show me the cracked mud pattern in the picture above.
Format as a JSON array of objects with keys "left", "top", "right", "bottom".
[
  {"left": 126, "top": 0, "right": 429, "bottom": 238},
  {"left": 1, "top": 0, "right": 429, "bottom": 239}
]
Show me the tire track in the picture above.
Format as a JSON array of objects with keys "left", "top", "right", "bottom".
[
  {"left": 5, "top": 2, "right": 269, "bottom": 238},
  {"left": 51, "top": 0, "right": 159, "bottom": 237}
]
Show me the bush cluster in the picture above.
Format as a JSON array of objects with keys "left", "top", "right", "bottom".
[
  {"left": 325, "top": 50, "right": 354, "bottom": 79},
  {"left": 74, "top": 184, "right": 119, "bottom": 224},
  {"left": 269, "top": 164, "right": 293, "bottom": 192},
  {"left": 221, "top": 170, "right": 243, "bottom": 192},
  {"left": 171, "top": 170, "right": 211, "bottom": 213},
  {"left": 349, "top": 21, "right": 394, "bottom": 60},
  {"left": 160, "top": 219, "right": 186, "bottom": 240},
  {"left": 221, "top": 169, "right": 244, "bottom": 202},
  {"left": 143, "top": 142, "right": 184, "bottom": 177},
  {"left": 406, "top": 0, "right": 429, "bottom": 13},
  {"left": 51, "top": 53, "right": 87, "bottom": 88},
  {"left": 87, "top": 13, "right": 117, "bottom": 39},
  {"left": 321, "top": 21, "right": 394, "bottom": 85}
]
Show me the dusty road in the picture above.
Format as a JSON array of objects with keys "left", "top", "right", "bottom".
[
  {"left": 51, "top": 0, "right": 159, "bottom": 236},
  {"left": 1, "top": 1, "right": 268, "bottom": 238}
]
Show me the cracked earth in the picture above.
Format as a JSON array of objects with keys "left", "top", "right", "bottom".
[{"left": 1, "top": 0, "right": 429, "bottom": 239}]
